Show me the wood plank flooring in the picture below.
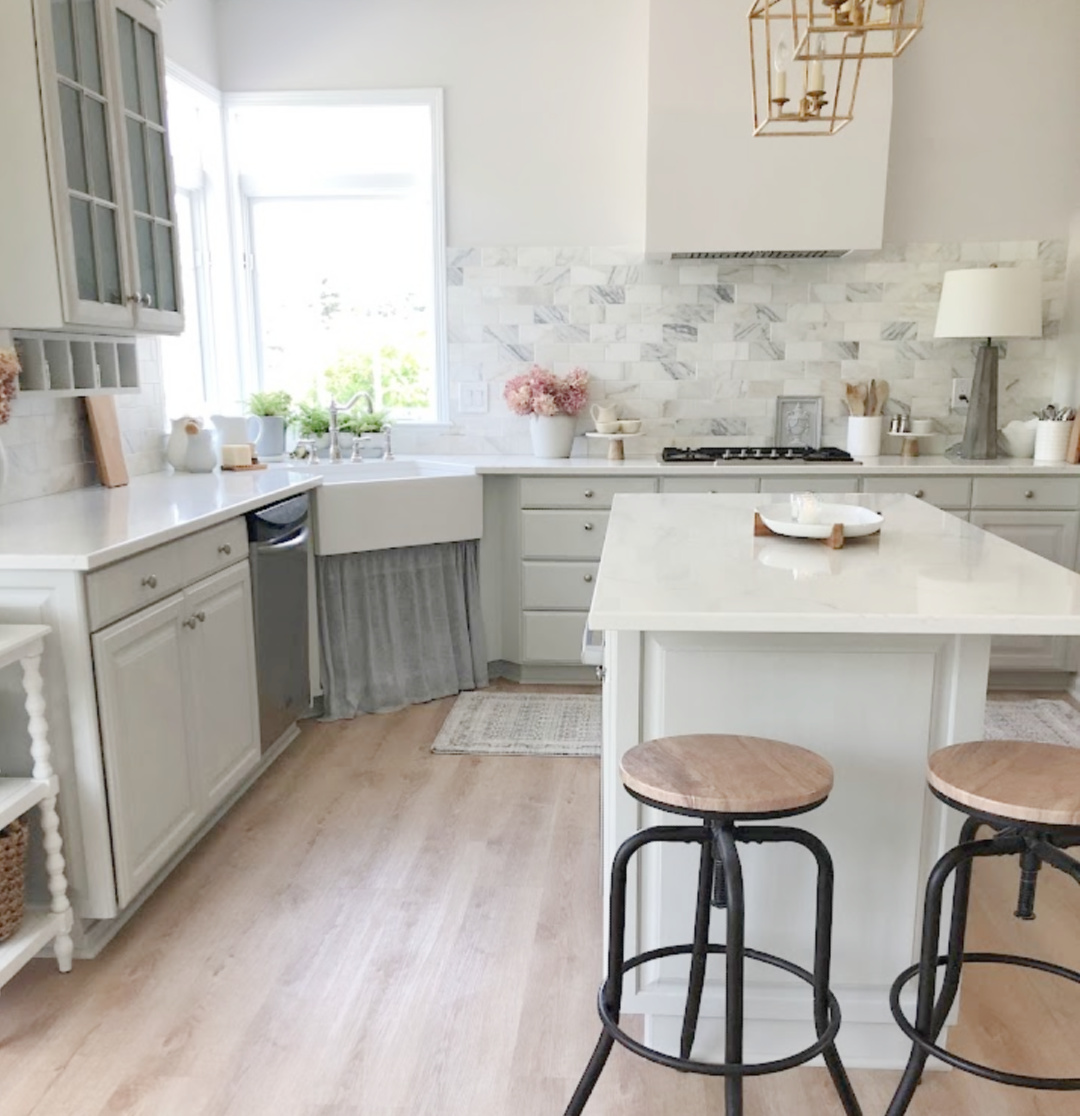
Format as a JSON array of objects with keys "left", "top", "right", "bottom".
[{"left": 0, "top": 687, "right": 1077, "bottom": 1115}]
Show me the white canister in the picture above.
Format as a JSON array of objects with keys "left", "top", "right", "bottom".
[
  {"left": 184, "top": 430, "right": 218, "bottom": 473},
  {"left": 846, "top": 415, "right": 883, "bottom": 458},
  {"left": 1033, "top": 419, "right": 1073, "bottom": 463}
]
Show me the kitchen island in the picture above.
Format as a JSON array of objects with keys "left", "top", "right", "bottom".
[{"left": 587, "top": 491, "right": 1080, "bottom": 1069}]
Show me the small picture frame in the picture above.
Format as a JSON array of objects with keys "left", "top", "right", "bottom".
[{"left": 775, "top": 395, "right": 823, "bottom": 449}]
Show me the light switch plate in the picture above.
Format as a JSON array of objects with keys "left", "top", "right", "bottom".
[
  {"left": 458, "top": 382, "right": 488, "bottom": 414},
  {"left": 950, "top": 377, "right": 971, "bottom": 414}
]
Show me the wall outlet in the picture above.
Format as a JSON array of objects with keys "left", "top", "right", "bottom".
[
  {"left": 458, "top": 382, "right": 488, "bottom": 414},
  {"left": 950, "top": 377, "right": 971, "bottom": 414}
]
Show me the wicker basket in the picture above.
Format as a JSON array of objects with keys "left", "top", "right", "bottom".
[{"left": 0, "top": 815, "right": 29, "bottom": 943}]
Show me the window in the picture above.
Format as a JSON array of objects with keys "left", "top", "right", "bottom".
[{"left": 228, "top": 92, "right": 447, "bottom": 424}]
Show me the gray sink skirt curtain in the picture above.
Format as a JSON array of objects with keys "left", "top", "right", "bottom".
[{"left": 317, "top": 540, "right": 488, "bottom": 718}]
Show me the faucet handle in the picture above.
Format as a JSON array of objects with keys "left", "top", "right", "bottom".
[
  {"left": 349, "top": 435, "right": 370, "bottom": 463},
  {"left": 381, "top": 424, "right": 394, "bottom": 461},
  {"left": 295, "top": 438, "right": 319, "bottom": 463}
]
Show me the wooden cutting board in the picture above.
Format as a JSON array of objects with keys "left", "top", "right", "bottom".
[
  {"left": 85, "top": 397, "right": 129, "bottom": 488},
  {"left": 1066, "top": 417, "right": 1080, "bottom": 466}
]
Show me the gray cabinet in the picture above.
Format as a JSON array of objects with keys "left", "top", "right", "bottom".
[{"left": 0, "top": 0, "right": 182, "bottom": 332}]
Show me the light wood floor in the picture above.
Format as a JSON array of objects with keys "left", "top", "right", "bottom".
[{"left": 1, "top": 688, "right": 1078, "bottom": 1115}]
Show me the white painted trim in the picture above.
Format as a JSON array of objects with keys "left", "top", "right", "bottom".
[{"left": 164, "top": 60, "right": 221, "bottom": 106}]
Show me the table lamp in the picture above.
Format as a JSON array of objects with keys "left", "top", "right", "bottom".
[{"left": 934, "top": 265, "right": 1043, "bottom": 459}]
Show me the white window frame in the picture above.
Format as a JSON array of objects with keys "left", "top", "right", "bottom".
[{"left": 224, "top": 89, "right": 449, "bottom": 425}]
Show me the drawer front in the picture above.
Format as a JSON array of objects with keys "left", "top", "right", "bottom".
[
  {"left": 519, "top": 476, "right": 655, "bottom": 509},
  {"left": 180, "top": 519, "right": 248, "bottom": 585},
  {"left": 87, "top": 543, "right": 186, "bottom": 631},
  {"left": 971, "top": 477, "right": 1080, "bottom": 510},
  {"left": 659, "top": 477, "right": 760, "bottom": 494},
  {"left": 522, "top": 510, "right": 609, "bottom": 559},
  {"left": 522, "top": 561, "right": 599, "bottom": 609},
  {"left": 522, "top": 611, "right": 590, "bottom": 663},
  {"left": 861, "top": 476, "right": 972, "bottom": 508},
  {"left": 759, "top": 475, "right": 861, "bottom": 495}
]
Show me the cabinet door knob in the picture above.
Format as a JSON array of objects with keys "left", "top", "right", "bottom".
[
  {"left": 141, "top": 574, "right": 158, "bottom": 588},
  {"left": 583, "top": 573, "right": 594, "bottom": 583},
  {"left": 195, "top": 611, "right": 206, "bottom": 623},
  {"left": 218, "top": 543, "right": 232, "bottom": 556},
  {"left": 183, "top": 616, "right": 198, "bottom": 629},
  {"left": 583, "top": 522, "right": 594, "bottom": 531},
  {"left": 583, "top": 489, "right": 594, "bottom": 498},
  {"left": 914, "top": 489, "right": 924, "bottom": 499},
  {"left": 1024, "top": 489, "right": 1035, "bottom": 499},
  {"left": 127, "top": 293, "right": 143, "bottom": 305},
  {"left": 141, "top": 293, "right": 153, "bottom": 308}
]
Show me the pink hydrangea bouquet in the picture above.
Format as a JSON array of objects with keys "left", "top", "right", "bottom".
[
  {"left": 0, "top": 348, "right": 20, "bottom": 425},
  {"left": 504, "top": 365, "right": 589, "bottom": 417}
]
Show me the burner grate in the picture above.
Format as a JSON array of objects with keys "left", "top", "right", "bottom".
[{"left": 660, "top": 446, "right": 856, "bottom": 464}]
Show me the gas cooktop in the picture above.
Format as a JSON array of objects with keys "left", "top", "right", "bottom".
[{"left": 660, "top": 446, "right": 857, "bottom": 464}]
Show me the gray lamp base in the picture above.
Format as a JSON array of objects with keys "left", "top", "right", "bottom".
[{"left": 956, "top": 342, "right": 998, "bottom": 460}]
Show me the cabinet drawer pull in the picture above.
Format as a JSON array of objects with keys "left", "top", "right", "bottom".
[
  {"left": 914, "top": 489, "right": 924, "bottom": 499},
  {"left": 218, "top": 544, "right": 232, "bottom": 556},
  {"left": 1024, "top": 489, "right": 1035, "bottom": 499},
  {"left": 141, "top": 575, "right": 158, "bottom": 589},
  {"left": 195, "top": 611, "right": 206, "bottom": 623},
  {"left": 183, "top": 616, "right": 198, "bottom": 630},
  {"left": 583, "top": 522, "right": 594, "bottom": 531},
  {"left": 583, "top": 574, "right": 594, "bottom": 583},
  {"left": 583, "top": 489, "right": 594, "bottom": 498}
]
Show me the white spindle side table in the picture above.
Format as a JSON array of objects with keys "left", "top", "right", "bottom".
[{"left": 0, "top": 624, "right": 73, "bottom": 987}]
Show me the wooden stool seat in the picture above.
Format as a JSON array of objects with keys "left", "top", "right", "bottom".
[
  {"left": 620, "top": 734, "right": 834, "bottom": 817},
  {"left": 928, "top": 739, "right": 1080, "bottom": 827}
]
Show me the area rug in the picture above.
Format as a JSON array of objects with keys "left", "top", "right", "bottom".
[
  {"left": 432, "top": 692, "right": 1080, "bottom": 757},
  {"left": 431, "top": 691, "right": 602, "bottom": 756},
  {"left": 984, "top": 697, "right": 1080, "bottom": 747}
]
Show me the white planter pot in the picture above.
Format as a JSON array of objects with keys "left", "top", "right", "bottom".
[{"left": 529, "top": 414, "right": 577, "bottom": 459}]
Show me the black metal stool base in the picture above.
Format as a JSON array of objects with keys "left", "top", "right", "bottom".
[
  {"left": 598, "top": 941, "right": 844, "bottom": 1076},
  {"left": 890, "top": 952, "right": 1080, "bottom": 1090},
  {"left": 563, "top": 812, "right": 862, "bottom": 1116},
  {"left": 884, "top": 801, "right": 1080, "bottom": 1116}
]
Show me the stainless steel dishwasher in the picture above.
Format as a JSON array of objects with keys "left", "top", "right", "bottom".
[{"left": 247, "top": 494, "right": 311, "bottom": 751}]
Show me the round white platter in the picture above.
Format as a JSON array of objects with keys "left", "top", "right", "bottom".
[{"left": 756, "top": 502, "right": 884, "bottom": 540}]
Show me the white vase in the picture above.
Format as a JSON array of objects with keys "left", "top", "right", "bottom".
[
  {"left": 846, "top": 415, "right": 883, "bottom": 458},
  {"left": 183, "top": 431, "right": 218, "bottom": 473},
  {"left": 529, "top": 414, "right": 576, "bottom": 459}
]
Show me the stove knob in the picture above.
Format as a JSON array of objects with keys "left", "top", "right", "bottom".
[
  {"left": 769, "top": 449, "right": 780, "bottom": 459},
  {"left": 722, "top": 450, "right": 732, "bottom": 459}
]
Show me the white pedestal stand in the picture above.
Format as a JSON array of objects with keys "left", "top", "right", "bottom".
[{"left": 585, "top": 431, "right": 643, "bottom": 461}]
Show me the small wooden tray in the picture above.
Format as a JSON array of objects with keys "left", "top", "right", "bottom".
[
  {"left": 222, "top": 462, "right": 267, "bottom": 472},
  {"left": 754, "top": 511, "right": 845, "bottom": 549}
]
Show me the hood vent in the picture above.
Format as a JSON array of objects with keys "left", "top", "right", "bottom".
[{"left": 672, "top": 250, "right": 850, "bottom": 261}]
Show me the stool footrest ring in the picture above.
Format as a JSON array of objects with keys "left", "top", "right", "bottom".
[
  {"left": 890, "top": 952, "right": 1080, "bottom": 1090},
  {"left": 597, "top": 941, "right": 842, "bottom": 1078}
]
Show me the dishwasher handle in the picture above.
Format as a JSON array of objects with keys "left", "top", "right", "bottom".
[{"left": 252, "top": 524, "right": 310, "bottom": 554}]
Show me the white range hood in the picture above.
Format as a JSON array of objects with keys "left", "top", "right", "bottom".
[{"left": 646, "top": 0, "right": 894, "bottom": 254}]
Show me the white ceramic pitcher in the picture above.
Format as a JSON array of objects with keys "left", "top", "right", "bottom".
[{"left": 210, "top": 414, "right": 262, "bottom": 455}]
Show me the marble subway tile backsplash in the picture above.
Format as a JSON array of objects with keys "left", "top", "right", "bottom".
[
  {"left": 394, "top": 240, "right": 1068, "bottom": 458},
  {"left": 0, "top": 338, "right": 166, "bottom": 505}
]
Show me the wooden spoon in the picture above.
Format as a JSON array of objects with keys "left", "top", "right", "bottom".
[
  {"left": 867, "top": 379, "right": 877, "bottom": 418},
  {"left": 874, "top": 379, "right": 889, "bottom": 416},
  {"left": 844, "top": 382, "right": 865, "bottom": 417}
]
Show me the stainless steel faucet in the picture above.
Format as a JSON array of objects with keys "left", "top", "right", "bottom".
[{"left": 327, "top": 391, "right": 374, "bottom": 463}]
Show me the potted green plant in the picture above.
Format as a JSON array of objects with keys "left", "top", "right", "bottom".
[
  {"left": 294, "top": 401, "right": 332, "bottom": 450},
  {"left": 247, "top": 390, "right": 293, "bottom": 459}
]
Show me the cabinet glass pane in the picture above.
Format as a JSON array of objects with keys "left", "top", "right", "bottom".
[
  {"left": 58, "top": 84, "right": 88, "bottom": 194},
  {"left": 135, "top": 216, "right": 157, "bottom": 307},
  {"left": 94, "top": 205, "right": 122, "bottom": 304},
  {"left": 52, "top": 0, "right": 77, "bottom": 81},
  {"left": 84, "top": 95, "right": 114, "bottom": 201},
  {"left": 154, "top": 223, "right": 177, "bottom": 311},
  {"left": 136, "top": 24, "right": 162, "bottom": 125},
  {"left": 126, "top": 118, "right": 150, "bottom": 213},
  {"left": 73, "top": 0, "right": 102, "bottom": 95},
  {"left": 147, "top": 128, "right": 169, "bottom": 218},
  {"left": 116, "top": 11, "right": 139, "bottom": 114},
  {"left": 71, "top": 197, "right": 98, "bottom": 301}
]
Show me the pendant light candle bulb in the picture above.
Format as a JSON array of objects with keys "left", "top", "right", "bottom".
[
  {"left": 773, "top": 38, "right": 790, "bottom": 100},
  {"left": 808, "top": 35, "right": 826, "bottom": 94}
]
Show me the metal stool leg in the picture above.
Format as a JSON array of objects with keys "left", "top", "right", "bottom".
[
  {"left": 680, "top": 828, "right": 715, "bottom": 1060},
  {"left": 564, "top": 824, "right": 707, "bottom": 1115},
  {"left": 886, "top": 830, "right": 1025, "bottom": 1116},
  {"left": 715, "top": 823, "right": 745, "bottom": 1116}
]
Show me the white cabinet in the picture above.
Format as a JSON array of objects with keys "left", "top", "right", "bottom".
[
  {"left": 970, "top": 510, "right": 1080, "bottom": 674},
  {"left": 93, "top": 562, "right": 258, "bottom": 907},
  {"left": 0, "top": 0, "right": 182, "bottom": 332}
]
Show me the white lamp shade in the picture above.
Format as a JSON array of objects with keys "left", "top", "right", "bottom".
[{"left": 934, "top": 266, "right": 1043, "bottom": 340}]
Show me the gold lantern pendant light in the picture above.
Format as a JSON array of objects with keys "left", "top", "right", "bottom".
[{"left": 748, "top": 0, "right": 926, "bottom": 137}]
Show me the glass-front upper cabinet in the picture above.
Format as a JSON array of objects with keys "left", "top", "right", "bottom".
[{"left": 29, "top": 0, "right": 183, "bottom": 333}]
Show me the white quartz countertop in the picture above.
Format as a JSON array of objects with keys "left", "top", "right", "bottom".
[
  {"left": 588, "top": 492, "right": 1080, "bottom": 635},
  {"left": 0, "top": 471, "right": 321, "bottom": 571},
  {"left": 424, "top": 453, "right": 1080, "bottom": 477}
]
